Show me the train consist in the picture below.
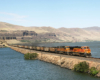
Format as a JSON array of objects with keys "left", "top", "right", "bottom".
[{"left": 13, "top": 45, "right": 91, "bottom": 57}]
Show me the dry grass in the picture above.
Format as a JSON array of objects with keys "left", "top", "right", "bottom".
[{"left": 5, "top": 40, "right": 27, "bottom": 44}]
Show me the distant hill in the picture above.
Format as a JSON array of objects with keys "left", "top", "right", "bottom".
[
  {"left": 83, "top": 26, "right": 100, "bottom": 31},
  {"left": 0, "top": 22, "right": 100, "bottom": 42}
]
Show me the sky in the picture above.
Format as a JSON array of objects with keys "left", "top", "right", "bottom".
[{"left": 0, "top": 0, "right": 100, "bottom": 28}]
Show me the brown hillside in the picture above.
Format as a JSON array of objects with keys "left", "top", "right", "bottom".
[{"left": 0, "top": 22, "right": 100, "bottom": 42}]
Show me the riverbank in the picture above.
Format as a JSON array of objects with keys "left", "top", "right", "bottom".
[{"left": 10, "top": 46, "right": 100, "bottom": 77}]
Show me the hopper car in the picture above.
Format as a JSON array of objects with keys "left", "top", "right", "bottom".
[
  {"left": 33, "top": 46, "right": 37, "bottom": 50},
  {"left": 40, "top": 46, "right": 44, "bottom": 51},
  {"left": 25, "top": 46, "right": 29, "bottom": 49},
  {"left": 29, "top": 46, "right": 33, "bottom": 49},
  {"left": 44, "top": 47, "right": 50, "bottom": 52},
  {"left": 36, "top": 46, "right": 41, "bottom": 51},
  {"left": 49, "top": 47, "right": 57, "bottom": 52}
]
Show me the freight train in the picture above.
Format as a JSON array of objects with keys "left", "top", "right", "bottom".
[{"left": 13, "top": 45, "right": 91, "bottom": 57}]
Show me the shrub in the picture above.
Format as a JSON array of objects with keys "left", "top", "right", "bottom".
[
  {"left": 21, "top": 40, "right": 30, "bottom": 42},
  {"left": 24, "top": 53, "right": 30, "bottom": 60},
  {"left": 89, "top": 67, "right": 99, "bottom": 76},
  {"left": 74, "top": 61, "right": 89, "bottom": 73},
  {"left": 24, "top": 53, "right": 38, "bottom": 60}
]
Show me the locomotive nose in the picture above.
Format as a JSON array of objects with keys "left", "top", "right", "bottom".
[{"left": 88, "top": 49, "right": 91, "bottom": 53}]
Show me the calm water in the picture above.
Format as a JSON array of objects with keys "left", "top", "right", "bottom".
[
  {"left": 29, "top": 41, "right": 100, "bottom": 58},
  {"left": 0, "top": 48, "right": 100, "bottom": 80}
]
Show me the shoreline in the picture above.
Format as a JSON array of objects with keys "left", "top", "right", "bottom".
[{"left": 10, "top": 46, "right": 100, "bottom": 77}]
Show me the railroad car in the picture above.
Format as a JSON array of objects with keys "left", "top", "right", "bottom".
[
  {"left": 25, "top": 46, "right": 29, "bottom": 49},
  {"left": 44, "top": 47, "right": 50, "bottom": 52},
  {"left": 33, "top": 46, "right": 36, "bottom": 50},
  {"left": 23, "top": 46, "right": 25, "bottom": 48},
  {"left": 49, "top": 47, "right": 57, "bottom": 52},
  {"left": 18, "top": 45, "right": 20, "bottom": 48},
  {"left": 56, "top": 46, "right": 69, "bottom": 54},
  {"left": 29, "top": 46, "right": 33, "bottom": 49},
  {"left": 18, "top": 45, "right": 23, "bottom": 48},
  {"left": 15, "top": 45, "right": 18, "bottom": 47},
  {"left": 36, "top": 46, "right": 41, "bottom": 50},
  {"left": 13, "top": 45, "right": 17, "bottom": 47},
  {"left": 22, "top": 46, "right": 25, "bottom": 48},
  {"left": 40, "top": 46, "right": 44, "bottom": 51}
]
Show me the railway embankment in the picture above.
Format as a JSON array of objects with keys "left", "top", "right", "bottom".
[{"left": 10, "top": 46, "right": 100, "bottom": 77}]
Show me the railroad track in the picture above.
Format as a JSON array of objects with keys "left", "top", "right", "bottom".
[{"left": 90, "top": 57, "right": 100, "bottom": 60}]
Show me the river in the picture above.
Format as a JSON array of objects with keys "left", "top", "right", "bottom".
[{"left": 0, "top": 47, "right": 100, "bottom": 80}]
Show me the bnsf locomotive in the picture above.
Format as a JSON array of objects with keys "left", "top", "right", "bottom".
[{"left": 15, "top": 45, "right": 91, "bottom": 57}]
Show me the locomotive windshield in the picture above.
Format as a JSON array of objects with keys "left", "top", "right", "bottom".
[{"left": 82, "top": 46, "right": 90, "bottom": 49}]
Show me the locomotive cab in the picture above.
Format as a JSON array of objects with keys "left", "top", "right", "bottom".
[
  {"left": 81, "top": 46, "right": 91, "bottom": 57},
  {"left": 69, "top": 46, "right": 82, "bottom": 56}
]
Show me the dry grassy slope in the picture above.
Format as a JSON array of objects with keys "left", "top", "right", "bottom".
[
  {"left": 25, "top": 26, "right": 74, "bottom": 41},
  {"left": 0, "top": 22, "right": 100, "bottom": 42},
  {"left": 25, "top": 27, "right": 49, "bottom": 33},
  {"left": 83, "top": 27, "right": 100, "bottom": 38},
  {"left": 59, "top": 27, "right": 100, "bottom": 41},
  {"left": 6, "top": 40, "right": 28, "bottom": 44},
  {"left": 34, "top": 27, "right": 74, "bottom": 41},
  {"left": 0, "top": 22, "right": 25, "bottom": 30}
]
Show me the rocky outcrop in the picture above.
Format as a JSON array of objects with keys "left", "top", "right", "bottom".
[
  {"left": 10, "top": 46, "right": 100, "bottom": 77},
  {"left": 0, "top": 30, "right": 59, "bottom": 42},
  {"left": 0, "top": 30, "right": 37, "bottom": 40}
]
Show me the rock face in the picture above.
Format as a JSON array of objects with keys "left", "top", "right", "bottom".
[
  {"left": 0, "top": 30, "right": 58, "bottom": 42},
  {"left": 23, "top": 31, "right": 37, "bottom": 36},
  {"left": 0, "top": 30, "right": 37, "bottom": 40},
  {"left": 10, "top": 46, "right": 100, "bottom": 77}
]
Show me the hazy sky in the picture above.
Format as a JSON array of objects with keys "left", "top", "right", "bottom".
[{"left": 0, "top": 0, "right": 100, "bottom": 28}]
